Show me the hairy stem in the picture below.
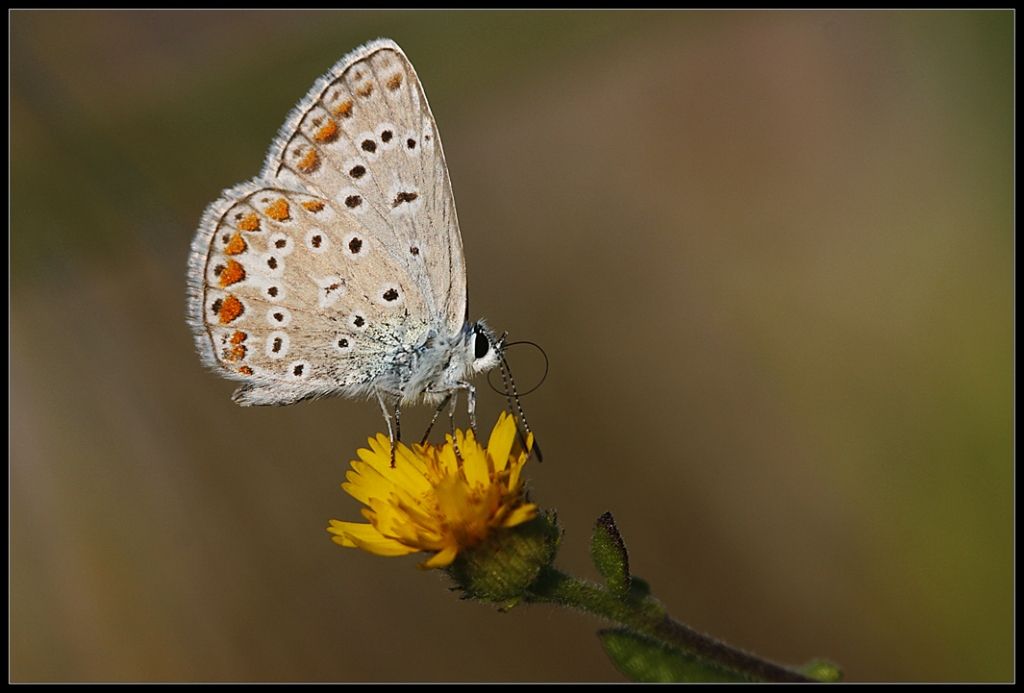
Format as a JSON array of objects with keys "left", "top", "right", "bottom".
[{"left": 526, "top": 566, "right": 814, "bottom": 683}]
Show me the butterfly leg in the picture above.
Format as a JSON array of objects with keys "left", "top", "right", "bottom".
[
  {"left": 394, "top": 402, "right": 402, "bottom": 443},
  {"left": 376, "top": 392, "right": 398, "bottom": 467},
  {"left": 447, "top": 391, "right": 464, "bottom": 461},
  {"left": 464, "top": 382, "right": 478, "bottom": 436},
  {"left": 421, "top": 393, "right": 453, "bottom": 445}
]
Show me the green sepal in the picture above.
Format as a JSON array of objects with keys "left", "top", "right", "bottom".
[
  {"left": 591, "top": 512, "right": 631, "bottom": 597},
  {"left": 444, "top": 511, "right": 562, "bottom": 604}
]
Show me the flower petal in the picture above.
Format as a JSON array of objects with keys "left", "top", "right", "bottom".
[
  {"left": 502, "top": 503, "right": 539, "bottom": 528},
  {"left": 460, "top": 434, "right": 492, "bottom": 490},
  {"left": 419, "top": 545, "right": 460, "bottom": 570},
  {"left": 486, "top": 413, "right": 516, "bottom": 473},
  {"left": 327, "top": 521, "right": 418, "bottom": 556}
]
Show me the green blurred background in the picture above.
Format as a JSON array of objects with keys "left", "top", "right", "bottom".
[{"left": 10, "top": 10, "right": 1013, "bottom": 682}]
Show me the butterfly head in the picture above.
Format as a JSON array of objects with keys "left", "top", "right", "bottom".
[{"left": 468, "top": 321, "right": 504, "bottom": 375}]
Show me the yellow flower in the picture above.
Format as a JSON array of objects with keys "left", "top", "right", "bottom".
[{"left": 328, "top": 412, "right": 538, "bottom": 569}]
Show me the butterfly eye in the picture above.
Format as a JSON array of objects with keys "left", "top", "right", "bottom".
[{"left": 474, "top": 330, "right": 490, "bottom": 360}]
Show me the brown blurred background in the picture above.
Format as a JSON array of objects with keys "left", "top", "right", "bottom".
[{"left": 10, "top": 10, "right": 1013, "bottom": 682}]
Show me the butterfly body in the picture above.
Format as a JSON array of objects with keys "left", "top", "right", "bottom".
[{"left": 187, "top": 39, "right": 501, "bottom": 417}]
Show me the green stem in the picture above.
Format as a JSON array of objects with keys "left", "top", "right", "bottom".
[{"left": 525, "top": 566, "right": 814, "bottom": 683}]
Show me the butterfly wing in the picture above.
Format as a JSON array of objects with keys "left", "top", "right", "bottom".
[
  {"left": 268, "top": 39, "right": 468, "bottom": 328},
  {"left": 187, "top": 39, "right": 468, "bottom": 406}
]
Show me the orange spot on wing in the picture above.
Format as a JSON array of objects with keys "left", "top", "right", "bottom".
[
  {"left": 264, "top": 198, "right": 290, "bottom": 221},
  {"left": 238, "top": 366, "right": 254, "bottom": 375},
  {"left": 314, "top": 118, "right": 338, "bottom": 142},
  {"left": 217, "top": 296, "right": 244, "bottom": 324},
  {"left": 333, "top": 99, "right": 354, "bottom": 118},
  {"left": 295, "top": 148, "right": 319, "bottom": 173},
  {"left": 223, "top": 233, "right": 247, "bottom": 255},
  {"left": 224, "top": 344, "right": 247, "bottom": 361},
  {"left": 386, "top": 73, "right": 403, "bottom": 91},
  {"left": 218, "top": 259, "right": 245, "bottom": 286},
  {"left": 356, "top": 82, "right": 373, "bottom": 98},
  {"left": 301, "top": 200, "right": 325, "bottom": 213},
  {"left": 230, "top": 331, "right": 247, "bottom": 344},
  {"left": 237, "top": 212, "right": 260, "bottom": 232}
]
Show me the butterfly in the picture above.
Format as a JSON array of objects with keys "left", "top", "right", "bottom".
[{"left": 186, "top": 38, "right": 514, "bottom": 451}]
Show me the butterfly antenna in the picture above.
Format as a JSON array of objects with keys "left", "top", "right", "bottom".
[{"left": 497, "top": 335, "right": 544, "bottom": 462}]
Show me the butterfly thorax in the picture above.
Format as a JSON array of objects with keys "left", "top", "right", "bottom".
[{"left": 367, "top": 320, "right": 501, "bottom": 407}]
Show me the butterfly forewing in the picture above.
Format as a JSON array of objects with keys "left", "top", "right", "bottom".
[
  {"left": 272, "top": 41, "right": 466, "bottom": 333},
  {"left": 187, "top": 40, "right": 468, "bottom": 406}
]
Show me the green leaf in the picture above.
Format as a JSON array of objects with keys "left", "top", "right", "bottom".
[
  {"left": 591, "top": 512, "right": 631, "bottom": 597},
  {"left": 598, "top": 628, "right": 749, "bottom": 683},
  {"left": 627, "top": 575, "right": 651, "bottom": 599},
  {"left": 800, "top": 658, "right": 843, "bottom": 682}
]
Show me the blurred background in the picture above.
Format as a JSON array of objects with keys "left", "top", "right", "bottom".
[{"left": 10, "top": 10, "right": 1013, "bottom": 682}]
